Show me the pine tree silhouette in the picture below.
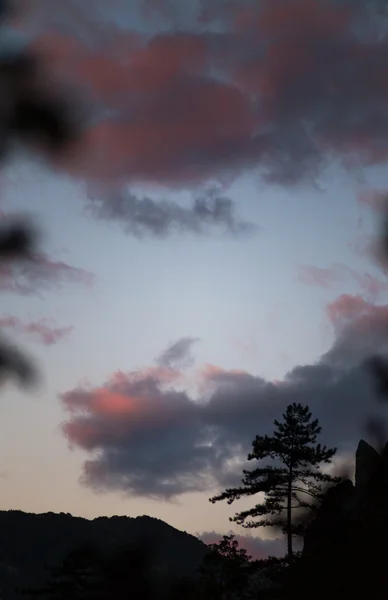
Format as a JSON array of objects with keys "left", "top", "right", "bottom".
[{"left": 210, "top": 403, "right": 339, "bottom": 560}]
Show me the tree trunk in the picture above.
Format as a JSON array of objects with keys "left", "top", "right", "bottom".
[{"left": 287, "top": 468, "right": 293, "bottom": 562}]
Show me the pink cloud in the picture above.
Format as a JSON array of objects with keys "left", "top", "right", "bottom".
[
  {"left": 8, "top": 0, "right": 388, "bottom": 188},
  {"left": 61, "top": 369, "right": 198, "bottom": 454},
  {"left": 299, "top": 264, "right": 344, "bottom": 287},
  {"left": 320, "top": 294, "right": 388, "bottom": 370},
  {"left": 299, "top": 263, "right": 388, "bottom": 302},
  {"left": 0, "top": 315, "right": 73, "bottom": 345},
  {"left": 351, "top": 272, "right": 388, "bottom": 299},
  {"left": 358, "top": 190, "right": 388, "bottom": 214},
  {"left": 327, "top": 294, "right": 370, "bottom": 325},
  {"left": 326, "top": 294, "right": 388, "bottom": 339},
  {"left": 59, "top": 346, "right": 267, "bottom": 497},
  {"left": 59, "top": 323, "right": 388, "bottom": 499},
  {"left": 199, "top": 363, "right": 248, "bottom": 381}
]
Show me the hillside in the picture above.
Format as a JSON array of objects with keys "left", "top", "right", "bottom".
[{"left": 0, "top": 510, "right": 207, "bottom": 599}]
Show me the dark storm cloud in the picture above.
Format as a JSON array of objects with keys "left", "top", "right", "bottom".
[
  {"left": 86, "top": 187, "right": 257, "bottom": 238},
  {"left": 60, "top": 299, "right": 388, "bottom": 499}
]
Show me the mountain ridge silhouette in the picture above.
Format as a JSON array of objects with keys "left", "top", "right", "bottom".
[{"left": 0, "top": 509, "right": 207, "bottom": 598}]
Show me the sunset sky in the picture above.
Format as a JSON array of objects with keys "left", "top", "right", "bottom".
[{"left": 0, "top": 0, "right": 388, "bottom": 558}]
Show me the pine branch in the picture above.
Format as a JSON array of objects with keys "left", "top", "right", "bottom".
[
  {"left": 210, "top": 483, "right": 260, "bottom": 505},
  {"left": 290, "top": 485, "right": 322, "bottom": 501}
]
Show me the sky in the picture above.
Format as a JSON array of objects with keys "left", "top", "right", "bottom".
[{"left": 0, "top": 0, "right": 387, "bottom": 559}]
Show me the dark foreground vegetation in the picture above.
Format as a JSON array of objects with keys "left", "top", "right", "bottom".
[{"left": 0, "top": 405, "right": 386, "bottom": 599}]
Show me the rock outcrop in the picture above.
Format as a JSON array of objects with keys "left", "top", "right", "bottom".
[
  {"left": 355, "top": 439, "right": 380, "bottom": 489},
  {"left": 287, "top": 439, "right": 388, "bottom": 600}
]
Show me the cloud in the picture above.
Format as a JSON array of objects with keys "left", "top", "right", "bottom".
[
  {"left": 327, "top": 294, "right": 377, "bottom": 325},
  {"left": 358, "top": 190, "right": 388, "bottom": 214},
  {"left": 352, "top": 191, "right": 388, "bottom": 270},
  {"left": 0, "top": 215, "right": 94, "bottom": 294},
  {"left": 86, "top": 187, "right": 257, "bottom": 238},
  {"left": 0, "top": 252, "right": 94, "bottom": 295},
  {"left": 299, "top": 264, "right": 344, "bottom": 288},
  {"left": 0, "top": 315, "right": 73, "bottom": 345},
  {"left": 198, "top": 531, "right": 285, "bottom": 560},
  {"left": 229, "top": 337, "right": 258, "bottom": 360},
  {"left": 299, "top": 263, "right": 388, "bottom": 301},
  {"left": 60, "top": 305, "right": 388, "bottom": 499},
  {"left": 156, "top": 337, "right": 199, "bottom": 369},
  {"left": 325, "top": 294, "right": 388, "bottom": 367},
  {"left": 12, "top": 0, "right": 388, "bottom": 189},
  {"left": 348, "top": 233, "right": 376, "bottom": 259}
]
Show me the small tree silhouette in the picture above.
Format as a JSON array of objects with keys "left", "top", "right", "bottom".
[{"left": 198, "top": 534, "right": 251, "bottom": 600}]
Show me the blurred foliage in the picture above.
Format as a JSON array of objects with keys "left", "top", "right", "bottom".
[{"left": 0, "top": 0, "right": 81, "bottom": 392}]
